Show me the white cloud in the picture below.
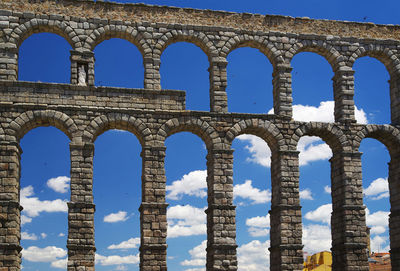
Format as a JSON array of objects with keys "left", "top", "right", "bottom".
[
  {"left": 370, "top": 226, "right": 386, "bottom": 235},
  {"left": 237, "top": 239, "right": 270, "bottom": 271},
  {"left": 302, "top": 224, "right": 332, "bottom": 254},
  {"left": 108, "top": 238, "right": 140, "bottom": 250},
  {"left": 41, "top": 233, "right": 47, "bottom": 239},
  {"left": 115, "top": 265, "right": 128, "bottom": 271},
  {"left": 180, "top": 240, "right": 206, "bottom": 267},
  {"left": 297, "top": 137, "right": 332, "bottom": 166},
  {"left": 366, "top": 208, "right": 389, "bottom": 236},
  {"left": 166, "top": 170, "right": 207, "bottom": 200},
  {"left": 58, "top": 233, "right": 65, "bottom": 237},
  {"left": 51, "top": 258, "right": 67, "bottom": 269},
  {"left": 46, "top": 176, "right": 70, "bottom": 194},
  {"left": 364, "top": 178, "right": 389, "bottom": 200},
  {"left": 304, "top": 204, "right": 332, "bottom": 224},
  {"left": 246, "top": 214, "right": 270, "bottom": 237},
  {"left": 20, "top": 186, "right": 68, "bottom": 218},
  {"left": 22, "top": 246, "right": 67, "bottom": 262},
  {"left": 167, "top": 205, "right": 206, "bottom": 238},
  {"left": 370, "top": 235, "right": 390, "bottom": 253},
  {"left": 233, "top": 180, "right": 271, "bottom": 204},
  {"left": 300, "top": 188, "right": 313, "bottom": 200},
  {"left": 21, "top": 215, "right": 32, "bottom": 225},
  {"left": 95, "top": 253, "right": 139, "bottom": 266},
  {"left": 324, "top": 186, "right": 331, "bottom": 194},
  {"left": 21, "top": 232, "right": 38, "bottom": 241},
  {"left": 104, "top": 211, "right": 129, "bottom": 223},
  {"left": 237, "top": 134, "right": 271, "bottom": 167}
]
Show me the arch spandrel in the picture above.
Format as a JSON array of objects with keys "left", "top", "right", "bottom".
[
  {"left": 8, "top": 110, "right": 79, "bottom": 142},
  {"left": 10, "top": 19, "right": 80, "bottom": 49},
  {"left": 156, "top": 117, "right": 222, "bottom": 151},
  {"left": 292, "top": 122, "right": 349, "bottom": 153},
  {"left": 83, "top": 114, "right": 151, "bottom": 146}
]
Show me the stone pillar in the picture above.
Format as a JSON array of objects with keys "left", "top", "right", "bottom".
[
  {"left": 0, "top": 141, "right": 22, "bottom": 271},
  {"left": 389, "top": 73, "right": 400, "bottom": 125},
  {"left": 330, "top": 151, "right": 368, "bottom": 271},
  {"left": 70, "top": 50, "right": 95, "bottom": 86},
  {"left": 272, "top": 63, "right": 293, "bottom": 118},
  {"left": 206, "top": 149, "right": 237, "bottom": 271},
  {"left": 144, "top": 56, "right": 161, "bottom": 90},
  {"left": 139, "top": 146, "right": 167, "bottom": 271},
  {"left": 388, "top": 154, "right": 400, "bottom": 269},
  {"left": 332, "top": 67, "right": 356, "bottom": 123},
  {"left": 269, "top": 150, "right": 303, "bottom": 271},
  {"left": 0, "top": 46, "right": 18, "bottom": 81},
  {"left": 209, "top": 58, "right": 228, "bottom": 113},
  {"left": 67, "top": 142, "right": 95, "bottom": 271}
]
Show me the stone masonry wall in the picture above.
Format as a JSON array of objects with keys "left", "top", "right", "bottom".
[{"left": 0, "top": 1, "right": 400, "bottom": 270}]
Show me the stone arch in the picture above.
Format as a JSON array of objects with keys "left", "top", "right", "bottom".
[
  {"left": 225, "top": 119, "right": 284, "bottom": 152},
  {"left": 9, "top": 19, "right": 79, "bottom": 49},
  {"left": 154, "top": 30, "right": 217, "bottom": 61},
  {"left": 292, "top": 122, "right": 349, "bottom": 153},
  {"left": 355, "top": 124, "right": 400, "bottom": 157},
  {"left": 84, "top": 25, "right": 150, "bottom": 56},
  {"left": 220, "top": 35, "right": 281, "bottom": 66},
  {"left": 8, "top": 110, "right": 78, "bottom": 142},
  {"left": 348, "top": 45, "right": 400, "bottom": 76},
  {"left": 287, "top": 39, "right": 344, "bottom": 72},
  {"left": 83, "top": 114, "right": 150, "bottom": 146},
  {"left": 156, "top": 117, "right": 220, "bottom": 151}
]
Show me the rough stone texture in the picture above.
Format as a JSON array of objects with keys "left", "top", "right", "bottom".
[{"left": 0, "top": 1, "right": 400, "bottom": 270}]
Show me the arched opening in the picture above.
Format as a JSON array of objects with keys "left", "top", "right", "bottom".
[
  {"left": 232, "top": 134, "right": 272, "bottom": 270},
  {"left": 298, "top": 135, "right": 333, "bottom": 265},
  {"left": 19, "top": 127, "right": 70, "bottom": 270},
  {"left": 94, "top": 38, "right": 144, "bottom": 88},
  {"left": 18, "top": 33, "right": 71, "bottom": 83},
  {"left": 354, "top": 56, "right": 390, "bottom": 124},
  {"left": 93, "top": 130, "right": 141, "bottom": 271},
  {"left": 226, "top": 47, "right": 273, "bottom": 113},
  {"left": 164, "top": 132, "right": 207, "bottom": 270},
  {"left": 360, "top": 138, "right": 391, "bottom": 267},
  {"left": 291, "top": 52, "right": 334, "bottom": 122},
  {"left": 160, "top": 42, "right": 209, "bottom": 111}
]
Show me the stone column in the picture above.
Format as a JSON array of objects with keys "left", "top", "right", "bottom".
[
  {"left": 209, "top": 58, "right": 228, "bottom": 113},
  {"left": 0, "top": 46, "right": 18, "bottom": 81},
  {"left": 139, "top": 146, "right": 167, "bottom": 271},
  {"left": 0, "top": 141, "right": 22, "bottom": 271},
  {"left": 388, "top": 154, "right": 400, "bottom": 269},
  {"left": 144, "top": 56, "right": 161, "bottom": 90},
  {"left": 332, "top": 67, "right": 356, "bottom": 123},
  {"left": 330, "top": 151, "right": 368, "bottom": 271},
  {"left": 206, "top": 149, "right": 237, "bottom": 271},
  {"left": 67, "top": 142, "right": 95, "bottom": 271},
  {"left": 389, "top": 73, "right": 400, "bottom": 125},
  {"left": 272, "top": 63, "right": 293, "bottom": 118},
  {"left": 269, "top": 150, "right": 303, "bottom": 271},
  {"left": 70, "top": 50, "right": 95, "bottom": 86}
]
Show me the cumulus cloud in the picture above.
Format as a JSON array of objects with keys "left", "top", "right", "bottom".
[
  {"left": 370, "top": 235, "right": 390, "bottom": 253},
  {"left": 302, "top": 224, "right": 332, "bottom": 254},
  {"left": 233, "top": 180, "right": 271, "bottom": 204},
  {"left": 364, "top": 178, "right": 389, "bottom": 200},
  {"left": 41, "top": 233, "right": 47, "bottom": 239},
  {"left": 237, "top": 134, "right": 271, "bottom": 167},
  {"left": 237, "top": 239, "right": 270, "bottom": 271},
  {"left": 51, "top": 258, "right": 67, "bottom": 269},
  {"left": 58, "top": 233, "right": 65, "bottom": 237},
  {"left": 166, "top": 170, "right": 207, "bottom": 200},
  {"left": 180, "top": 240, "right": 206, "bottom": 267},
  {"left": 21, "top": 215, "right": 32, "bottom": 225},
  {"left": 324, "top": 186, "right": 331, "bottom": 194},
  {"left": 246, "top": 214, "right": 270, "bottom": 237},
  {"left": 304, "top": 204, "right": 332, "bottom": 224},
  {"left": 108, "top": 237, "right": 140, "bottom": 250},
  {"left": 20, "top": 186, "right": 68, "bottom": 218},
  {"left": 46, "top": 176, "right": 70, "bottom": 194},
  {"left": 22, "top": 246, "right": 67, "bottom": 262},
  {"left": 366, "top": 208, "right": 389, "bottom": 236},
  {"left": 300, "top": 189, "right": 313, "bottom": 200},
  {"left": 21, "top": 232, "right": 38, "bottom": 241},
  {"left": 168, "top": 205, "right": 206, "bottom": 238},
  {"left": 103, "top": 211, "right": 129, "bottom": 223},
  {"left": 96, "top": 253, "right": 139, "bottom": 266}
]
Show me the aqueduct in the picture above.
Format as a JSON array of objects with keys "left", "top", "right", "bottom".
[{"left": 0, "top": 0, "right": 400, "bottom": 270}]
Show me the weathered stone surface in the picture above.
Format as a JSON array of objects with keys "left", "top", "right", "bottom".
[{"left": 0, "top": 1, "right": 400, "bottom": 271}]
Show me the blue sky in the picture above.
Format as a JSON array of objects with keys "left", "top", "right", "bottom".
[{"left": 15, "top": 0, "right": 398, "bottom": 270}]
